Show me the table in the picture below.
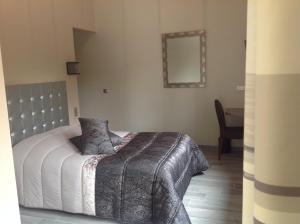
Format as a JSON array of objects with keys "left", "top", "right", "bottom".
[{"left": 225, "top": 108, "right": 244, "bottom": 118}]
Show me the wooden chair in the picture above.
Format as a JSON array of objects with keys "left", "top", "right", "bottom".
[{"left": 214, "top": 100, "right": 243, "bottom": 160}]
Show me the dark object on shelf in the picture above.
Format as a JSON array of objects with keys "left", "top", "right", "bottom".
[
  {"left": 215, "top": 99, "right": 243, "bottom": 160},
  {"left": 66, "top": 62, "right": 80, "bottom": 75}
]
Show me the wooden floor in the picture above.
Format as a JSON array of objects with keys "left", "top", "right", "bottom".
[{"left": 20, "top": 147, "right": 243, "bottom": 224}]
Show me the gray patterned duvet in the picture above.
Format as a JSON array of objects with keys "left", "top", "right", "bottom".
[
  {"left": 13, "top": 127, "right": 208, "bottom": 224},
  {"left": 95, "top": 132, "right": 209, "bottom": 224}
]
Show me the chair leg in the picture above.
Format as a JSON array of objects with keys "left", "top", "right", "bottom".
[
  {"left": 223, "top": 138, "right": 231, "bottom": 153},
  {"left": 218, "top": 137, "right": 223, "bottom": 160}
]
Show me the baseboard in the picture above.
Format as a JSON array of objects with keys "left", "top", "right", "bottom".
[
  {"left": 199, "top": 145, "right": 243, "bottom": 151},
  {"left": 199, "top": 145, "right": 218, "bottom": 150}
]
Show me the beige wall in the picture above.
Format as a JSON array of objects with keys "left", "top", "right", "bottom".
[
  {"left": 76, "top": 0, "right": 247, "bottom": 145},
  {"left": 0, "top": 0, "right": 95, "bottom": 125},
  {"left": 0, "top": 46, "right": 20, "bottom": 223}
]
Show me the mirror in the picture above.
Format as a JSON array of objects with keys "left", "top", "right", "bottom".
[{"left": 162, "top": 30, "right": 206, "bottom": 88}]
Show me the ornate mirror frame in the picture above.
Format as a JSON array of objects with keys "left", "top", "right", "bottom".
[{"left": 162, "top": 30, "right": 207, "bottom": 88}]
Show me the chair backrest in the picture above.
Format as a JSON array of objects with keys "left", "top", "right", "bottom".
[{"left": 214, "top": 99, "right": 226, "bottom": 131}]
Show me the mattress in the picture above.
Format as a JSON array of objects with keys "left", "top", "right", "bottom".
[{"left": 13, "top": 125, "right": 131, "bottom": 215}]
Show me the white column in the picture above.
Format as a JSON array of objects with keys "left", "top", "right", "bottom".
[
  {"left": 243, "top": 0, "right": 257, "bottom": 223},
  {"left": 254, "top": 0, "right": 300, "bottom": 223},
  {"left": 0, "top": 46, "right": 21, "bottom": 223}
]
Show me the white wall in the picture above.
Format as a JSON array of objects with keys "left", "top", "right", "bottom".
[
  {"left": 0, "top": 0, "right": 95, "bottom": 124},
  {"left": 76, "top": 0, "right": 247, "bottom": 145},
  {"left": 0, "top": 46, "right": 20, "bottom": 223}
]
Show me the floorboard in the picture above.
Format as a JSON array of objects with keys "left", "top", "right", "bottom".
[{"left": 20, "top": 146, "right": 243, "bottom": 224}]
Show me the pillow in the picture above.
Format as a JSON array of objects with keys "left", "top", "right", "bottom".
[
  {"left": 70, "top": 132, "right": 123, "bottom": 153},
  {"left": 78, "top": 118, "right": 115, "bottom": 155},
  {"left": 109, "top": 132, "right": 123, "bottom": 146},
  {"left": 70, "top": 135, "right": 83, "bottom": 152}
]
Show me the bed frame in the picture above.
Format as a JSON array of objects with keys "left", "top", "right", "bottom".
[{"left": 6, "top": 81, "right": 69, "bottom": 146}]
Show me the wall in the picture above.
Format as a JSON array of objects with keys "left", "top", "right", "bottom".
[
  {"left": 0, "top": 0, "right": 95, "bottom": 125},
  {"left": 75, "top": 0, "right": 247, "bottom": 145},
  {"left": 0, "top": 46, "right": 20, "bottom": 223}
]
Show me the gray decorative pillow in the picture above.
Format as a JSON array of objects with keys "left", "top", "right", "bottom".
[
  {"left": 70, "top": 132, "right": 123, "bottom": 154},
  {"left": 70, "top": 136, "right": 83, "bottom": 153},
  {"left": 109, "top": 132, "right": 123, "bottom": 146},
  {"left": 78, "top": 118, "right": 115, "bottom": 155}
]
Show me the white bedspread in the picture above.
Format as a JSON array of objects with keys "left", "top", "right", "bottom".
[{"left": 13, "top": 126, "right": 129, "bottom": 216}]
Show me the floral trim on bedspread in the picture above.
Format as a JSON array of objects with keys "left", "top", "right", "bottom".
[
  {"left": 82, "top": 154, "right": 108, "bottom": 215},
  {"left": 82, "top": 133, "right": 137, "bottom": 216},
  {"left": 114, "top": 133, "right": 137, "bottom": 152}
]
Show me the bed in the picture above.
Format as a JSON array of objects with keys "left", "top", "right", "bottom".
[{"left": 7, "top": 82, "right": 209, "bottom": 224}]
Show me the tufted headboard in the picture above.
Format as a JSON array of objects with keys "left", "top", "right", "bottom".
[{"left": 6, "top": 81, "right": 69, "bottom": 146}]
